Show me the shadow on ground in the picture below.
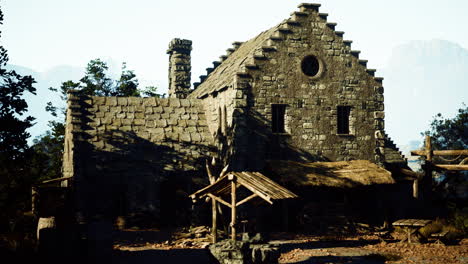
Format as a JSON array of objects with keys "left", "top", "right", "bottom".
[
  {"left": 285, "top": 255, "right": 391, "bottom": 264},
  {"left": 113, "top": 248, "right": 212, "bottom": 264}
]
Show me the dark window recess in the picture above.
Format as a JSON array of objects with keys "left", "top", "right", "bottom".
[
  {"left": 272, "top": 104, "right": 286, "bottom": 133},
  {"left": 301, "top": 55, "right": 320, "bottom": 77},
  {"left": 337, "top": 106, "right": 351, "bottom": 134}
]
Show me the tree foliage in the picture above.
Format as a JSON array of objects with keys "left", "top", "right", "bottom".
[
  {"left": 423, "top": 104, "right": 468, "bottom": 150},
  {"left": 0, "top": 6, "right": 37, "bottom": 224}
]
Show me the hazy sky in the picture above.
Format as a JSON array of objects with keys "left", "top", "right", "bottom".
[
  {"left": 2, "top": 0, "right": 468, "bottom": 146},
  {"left": 3, "top": 0, "right": 468, "bottom": 88}
]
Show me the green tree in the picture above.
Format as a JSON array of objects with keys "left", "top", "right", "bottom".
[
  {"left": 141, "top": 85, "right": 165, "bottom": 98},
  {"left": 423, "top": 105, "right": 468, "bottom": 150},
  {"left": 0, "top": 7, "right": 37, "bottom": 226},
  {"left": 80, "top": 58, "right": 114, "bottom": 96},
  {"left": 29, "top": 121, "right": 65, "bottom": 183},
  {"left": 115, "top": 62, "right": 140, "bottom": 97}
]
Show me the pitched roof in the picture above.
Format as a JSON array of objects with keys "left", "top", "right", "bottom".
[
  {"left": 188, "top": 25, "right": 279, "bottom": 98},
  {"left": 266, "top": 160, "right": 395, "bottom": 188},
  {"left": 189, "top": 171, "right": 298, "bottom": 204}
]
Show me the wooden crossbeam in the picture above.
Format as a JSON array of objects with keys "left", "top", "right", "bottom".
[
  {"left": 236, "top": 193, "right": 258, "bottom": 207},
  {"left": 208, "top": 193, "right": 231, "bottom": 208},
  {"left": 40, "top": 176, "right": 73, "bottom": 184},
  {"left": 411, "top": 150, "right": 468, "bottom": 156},
  {"left": 435, "top": 164, "right": 468, "bottom": 171},
  {"left": 235, "top": 177, "right": 273, "bottom": 205}
]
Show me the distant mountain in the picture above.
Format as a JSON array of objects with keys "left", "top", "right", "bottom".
[
  {"left": 382, "top": 39, "right": 468, "bottom": 148},
  {"left": 6, "top": 64, "right": 84, "bottom": 143}
]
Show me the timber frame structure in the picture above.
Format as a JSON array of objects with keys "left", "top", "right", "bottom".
[
  {"left": 189, "top": 171, "right": 297, "bottom": 242},
  {"left": 410, "top": 135, "right": 468, "bottom": 199}
]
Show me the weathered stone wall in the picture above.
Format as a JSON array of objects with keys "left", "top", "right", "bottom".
[
  {"left": 63, "top": 93, "right": 214, "bottom": 220},
  {"left": 62, "top": 91, "right": 79, "bottom": 184},
  {"left": 168, "top": 38, "right": 192, "bottom": 99},
  {"left": 192, "top": 3, "right": 385, "bottom": 170}
]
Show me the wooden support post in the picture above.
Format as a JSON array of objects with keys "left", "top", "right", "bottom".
[
  {"left": 413, "top": 179, "right": 419, "bottom": 199},
  {"left": 31, "top": 186, "right": 38, "bottom": 215},
  {"left": 424, "top": 135, "right": 433, "bottom": 196},
  {"left": 212, "top": 199, "right": 217, "bottom": 243},
  {"left": 426, "top": 135, "right": 433, "bottom": 162},
  {"left": 231, "top": 180, "right": 237, "bottom": 240}
]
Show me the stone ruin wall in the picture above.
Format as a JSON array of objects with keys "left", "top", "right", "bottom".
[
  {"left": 245, "top": 5, "right": 384, "bottom": 163},
  {"left": 62, "top": 92, "right": 214, "bottom": 218},
  {"left": 194, "top": 4, "right": 385, "bottom": 168}
]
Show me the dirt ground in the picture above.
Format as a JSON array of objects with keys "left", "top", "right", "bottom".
[
  {"left": 113, "top": 228, "right": 468, "bottom": 264},
  {"left": 273, "top": 233, "right": 468, "bottom": 264}
]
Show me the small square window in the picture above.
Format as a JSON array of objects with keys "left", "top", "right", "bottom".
[
  {"left": 337, "top": 106, "right": 351, "bottom": 134},
  {"left": 272, "top": 104, "right": 287, "bottom": 133}
]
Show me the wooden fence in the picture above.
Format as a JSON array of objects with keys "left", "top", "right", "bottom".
[{"left": 410, "top": 135, "right": 468, "bottom": 198}]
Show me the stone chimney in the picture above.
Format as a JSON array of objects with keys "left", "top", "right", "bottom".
[{"left": 167, "top": 38, "right": 192, "bottom": 98}]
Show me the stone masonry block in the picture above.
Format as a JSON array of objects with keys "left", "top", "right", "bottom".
[
  {"left": 128, "top": 97, "right": 143, "bottom": 105},
  {"left": 303, "top": 123, "right": 313, "bottom": 129},
  {"left": 133, "top": 119, "right": 145, "bottom": 126},
  {"left": 117, "top": 97, "right": 128, "bottom": 106},
  {"left": 155, "top": 119, "right": 168, "bottom": 128},
  {"left": 93, "top": 97, "right": 106, "bottom": 105},
  {"left": 107, "top": 97, "right": 118, "bottom": 106},
  {"left": 178, "top": 120, "right": 187, "bottom": 127},
  {"left": 179, "top": 133, "right": 191, "bottom": 142},
  {"left": 373, "top": 111, "right": 385, "bottom": 119},
  {"left": 169, "top": 98, "right": 182, "bottom": 108},
  {"left": 180, "top": 99, "right": 191, "bottom": 107},
  {"left": 142, "top": 97, "right": 158, "bottom": 107},
  {"left": 153, "top": 106, "right": 163, "bottom": 113}
]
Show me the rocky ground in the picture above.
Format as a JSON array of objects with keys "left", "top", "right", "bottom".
[{"left": 113, "top": 227, "right": 468, "bottom": 264}]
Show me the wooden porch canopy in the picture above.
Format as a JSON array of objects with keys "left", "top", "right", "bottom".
[{"left": 189, "top": 171, "right": 298, "bottom": 242}]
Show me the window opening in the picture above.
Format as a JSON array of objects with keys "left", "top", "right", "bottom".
[
  {"left": 337, "top": 106, "right": 351, "bottom": 134},
  {"left": 301, "top": 55, "right": 321, "bottom": 77},
  {"left": 272, "top": 104, "right": 286, "bottom": 133}
]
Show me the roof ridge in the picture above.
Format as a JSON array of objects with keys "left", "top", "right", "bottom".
[{"left": 193, "top": 41, "right": 245, "bottom": 89}]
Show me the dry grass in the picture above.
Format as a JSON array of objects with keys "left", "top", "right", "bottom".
[
  {"left": 419, "top": 218, "right": 465, "bottom": 242},
  {"left": 267, "top": 160, "right": 395, "bottom": 188}
]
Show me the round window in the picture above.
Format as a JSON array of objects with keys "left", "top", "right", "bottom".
[{"left": 301, "top": 55, "right": 321, "bottom": 77}]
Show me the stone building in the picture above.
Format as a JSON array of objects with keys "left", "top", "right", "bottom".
[{"left": 62, "top": 3, "right": 406, "bottom": 224}]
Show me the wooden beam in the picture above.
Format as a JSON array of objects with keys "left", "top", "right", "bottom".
[
  {"left": 235, "top": 177, "right": 273, "bottom": 205},
  {"left": 40, "top": 176, "right": 73, "bottom": 184},
  {"left": 413, "top": 179, "right": 419, "bottom": 199},
  {"left": 207, "top": 193, "right": 231, "bottom": 208},
  {"left": 231, "top": 180, "right": 237, "bottom": 241},
  {"left": 219, "top": 165, "right": 229, "bottom": 178},
  {"left": 426, "top": 136, "right": 433, "bottom": 162},
  {"left": 212, "top": 199, "right": 217, "bottom": 243},
  {"left": 435, "top": 164, "right": 468, "bottom": 171},
  {"left": 424, "top": 136, "right": 434, "bottom": 195},
  {"left": 411, "top": 150, "right": 468, "bottom": 156},
  {"left": 206, "top": 160, "right": 215, "bottom": 184},
  {"left": 236, "top": 193, "right": 258, "bottom": 207}
]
